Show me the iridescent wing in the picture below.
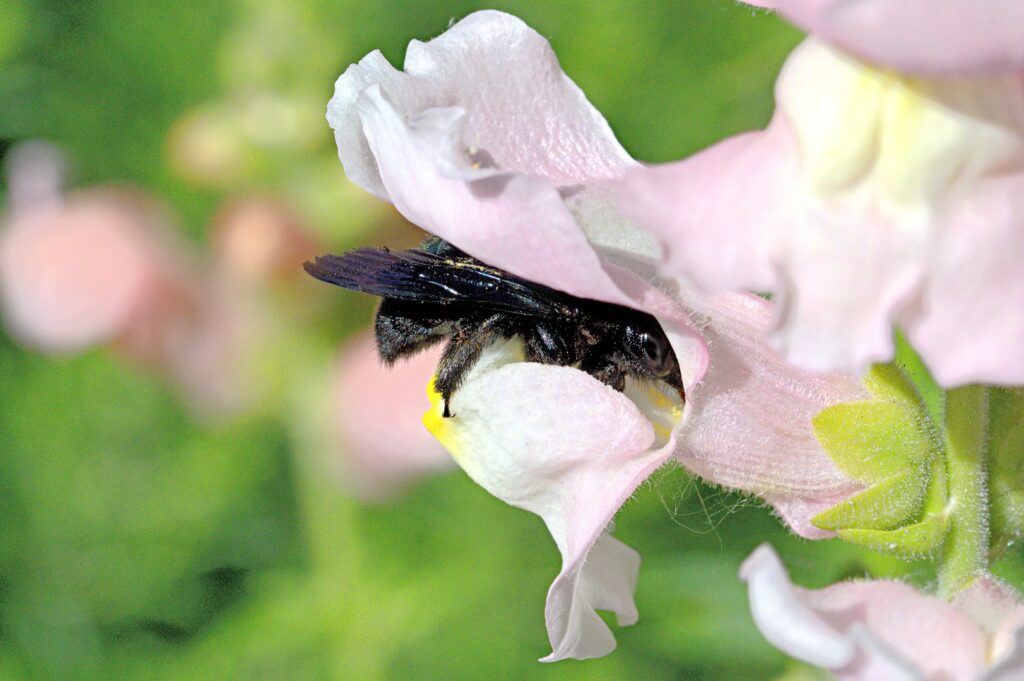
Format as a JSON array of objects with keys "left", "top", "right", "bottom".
[{"left": 304, "top": 246, "right": 577, "bottom": 318}]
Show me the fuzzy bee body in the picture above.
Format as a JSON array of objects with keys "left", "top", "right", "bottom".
[{"left": 305, "top": 238, "right": 685, "bottom": 417}]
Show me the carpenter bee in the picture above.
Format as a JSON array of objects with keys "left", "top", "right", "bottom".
[{"left": 304, "top": 237, "right": 685, "bottom": 418}]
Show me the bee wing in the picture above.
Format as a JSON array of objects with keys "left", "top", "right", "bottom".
[{"left": 304, "top": 248, "right": 575, "bottom": 317}]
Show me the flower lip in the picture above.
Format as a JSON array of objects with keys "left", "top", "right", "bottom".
[
  {"left": 422, "top": 338, "right": 684, "bottom": 661},
  {"left": 426, "top": 338, "right": 686, "bottom": 449}
]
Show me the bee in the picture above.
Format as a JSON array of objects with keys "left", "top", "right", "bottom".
[{"left": 304, "top": 237, "right": 685, "bottom": 418}]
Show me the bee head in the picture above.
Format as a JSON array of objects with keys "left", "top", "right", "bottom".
[{"left": 623, "top": 316, "right": 684, "bottom": 393}]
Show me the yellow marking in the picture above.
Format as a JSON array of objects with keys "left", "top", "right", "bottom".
[
  {"left": 633, "top": 382, "right": 685, "bottom": 444},
  {"left": 423, "top": 376, "right": 465, "bottom": 464}
]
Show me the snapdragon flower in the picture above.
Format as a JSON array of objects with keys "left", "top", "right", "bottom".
[
  {"left": 327, "top": 10, "right": 867, "bottom": 660},
  {"left": 623, "top": 1, "right": 1024, "bottom": 386},
  {"left": 742, "top": 544, "right": 1024, "bottom": 680}
]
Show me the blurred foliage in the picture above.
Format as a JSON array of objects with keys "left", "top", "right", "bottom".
[{"left": 0, "top": 1, "right": 961, "bottom": 679}]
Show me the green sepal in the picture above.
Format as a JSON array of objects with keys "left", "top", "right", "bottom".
[
  {"left": 811, "top": 363, "right": 946, "bottom": 554},
  {"left": 813, "top": 471, "right": 927, "bottom": 531},
  {"left": 813, "top": 400, "right": 933, "bottom": 481},
  {"left": 836, "top": 513, "right": 949, "bottom": 560},
  {"left": 988, "top": 388, "right": 1024, "bottom": 552}
]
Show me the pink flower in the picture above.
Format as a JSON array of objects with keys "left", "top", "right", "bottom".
[
  {"left": 622, "top": 6, "right": 1024, "bottom": 386},
  {"left": 0, "top": 143, "right": 170, "bottom": 353},
  {"left": 211, "top": 196, "right": 319, "bottom": 286},
  {"left": 0, "top": 142, "right": 260, "bottom": 417},
  {"left": 741, "top": 544, "right": 1024, "bottom": 680},
  {"left": 328, "top": 331, "right": 453, "bottom": 501},
  {"left": 328, "top": 10, "right": 865, "bottom": 660}
]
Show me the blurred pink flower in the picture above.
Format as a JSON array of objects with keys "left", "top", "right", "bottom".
[
  {"left": 741, "top": 544, "right": 1024, "bottom": 680},
  {"left": 329, "top": 10, "right": 866, "bottom": 660},
  {"left": 211, "top": 195, "right": 319, "bottom": 285},
  {"left": 0, "top": 142, "right": 260, "bottom": 417},
  {"left": 329, "top": 331, "right": 452, "bottom": 501},
  {"left": 623, "top": 10, "right": 1024, "bottom": 386},
  {"left": 1, "top": 189, "right": 169, "bottom": 353}
]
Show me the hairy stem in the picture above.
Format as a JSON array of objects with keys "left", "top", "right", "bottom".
[{"left": 938, "top": 385, "right": 990, "bottom": 599}]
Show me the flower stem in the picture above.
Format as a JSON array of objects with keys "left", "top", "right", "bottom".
[{"left": 938, "top": 385, "right": 989, "bottom": 599}]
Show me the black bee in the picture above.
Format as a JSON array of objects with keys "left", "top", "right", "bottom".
[{"left": 304, "top": 237, "right": 685, "bottom": 417}]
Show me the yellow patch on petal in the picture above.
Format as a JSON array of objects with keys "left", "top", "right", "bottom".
[
  {"left": 420, "top": 338, "right": 686, "bottom": 465},
  {"left": 783, "top": 40, "right": 1024, "bottom": 213},
  {"left": 622, "top": 378, "right": 684, "bottom": 448},
  {"left": 423, "top": 376, "right": 466, "bottom": 465}
]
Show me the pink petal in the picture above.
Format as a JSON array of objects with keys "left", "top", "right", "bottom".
[
  {"left": 0, "top": 192, "right": 159, "bottom": 352},
  {"left": 621, "top": 42, "right": 933, "bottom": 377},
  {"left": 424, "top": 343, "right": 681, "bottom": 661},
  {"left": 741, "top": 544, "right": 988, "bottom": 680},
  {"left": 772, "top": 197, "right": 925, "bottom": 375},
  {"left": 542, "top": 532, "right": 641, "bottom": 662},
  {"left": 328, "top": 10, "right": 634, "bottom": 194},
  {"left": 330, "top": 332, "right": 452, "bottom": 500},
  {"left": 805, "top": 583, "right": 985, "bottom": 680},
  {"left": 904, "top": 176, "right": 1024, "bottom": 386},
  {"left": 752, "top": 0, "right": 1024, "bottom": 74},
  {"left": 953, "top": 576, "right": 1024, "bottom": 638},
  {"left": 351, "top": 86, "right": 633, "bottom": 306},
  {"left": 740, "top": 544, "right": 858, "bottom": 668},
  {"left": 619, "top": 128, "right": 789, "bottom": 293},
  {"left": 676, "top": 290, "right": 866, "bottom": 538}
]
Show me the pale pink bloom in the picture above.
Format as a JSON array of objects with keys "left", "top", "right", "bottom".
[
  {"left": 741, "top": 544, "right": 1024, "bottom": 680},
  {"left": 623, "top": 28, "right": 1024, "bottom": 386},
  {"left": 1, "top": 176, "right": 168, "bottom": 353},
  {"left": 211, "top": 195, "right": 319, "bottom": 285},
  {"left": 743, "top": 0, "right": 1024, "bottom": 74},
  {"left": 329, "top": 331, "right": 453, "bottom": 501},
  {"left": 0, "top": 143, "right": 259, "bottom": 417},
  {"left": 328, "top": 10, "right": 866, "bottom": 660}
]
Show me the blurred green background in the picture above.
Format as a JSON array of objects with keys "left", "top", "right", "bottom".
[{"left": 0, "top": 1, "right": 954, "bottom": 679}]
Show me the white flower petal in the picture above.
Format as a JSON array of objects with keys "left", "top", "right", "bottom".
[
  {"left": 541, "top": 532, "right": 640, "bottom": 662},
  {"left": 740, "top": 544, "right": 857, "bottom": 669},
  {"left": 742, "top": 544, "right": 992, "bottom": 680},
  {"left": 424, "top": 340, "right": 683, "bottom": 661}
]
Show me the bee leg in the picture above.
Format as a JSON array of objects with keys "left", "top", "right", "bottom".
[
  {"left": 581, "top": 357, "right": 627, "bottom": 392},
  {"left": 435, "top": 315, "right": 509, "bottom": 418},
  {"left": 375, "top": 298, "right": 449, "bottom": 363},
  {"left": 523, "top": 323, "right": 572, "bottom": 365}
]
